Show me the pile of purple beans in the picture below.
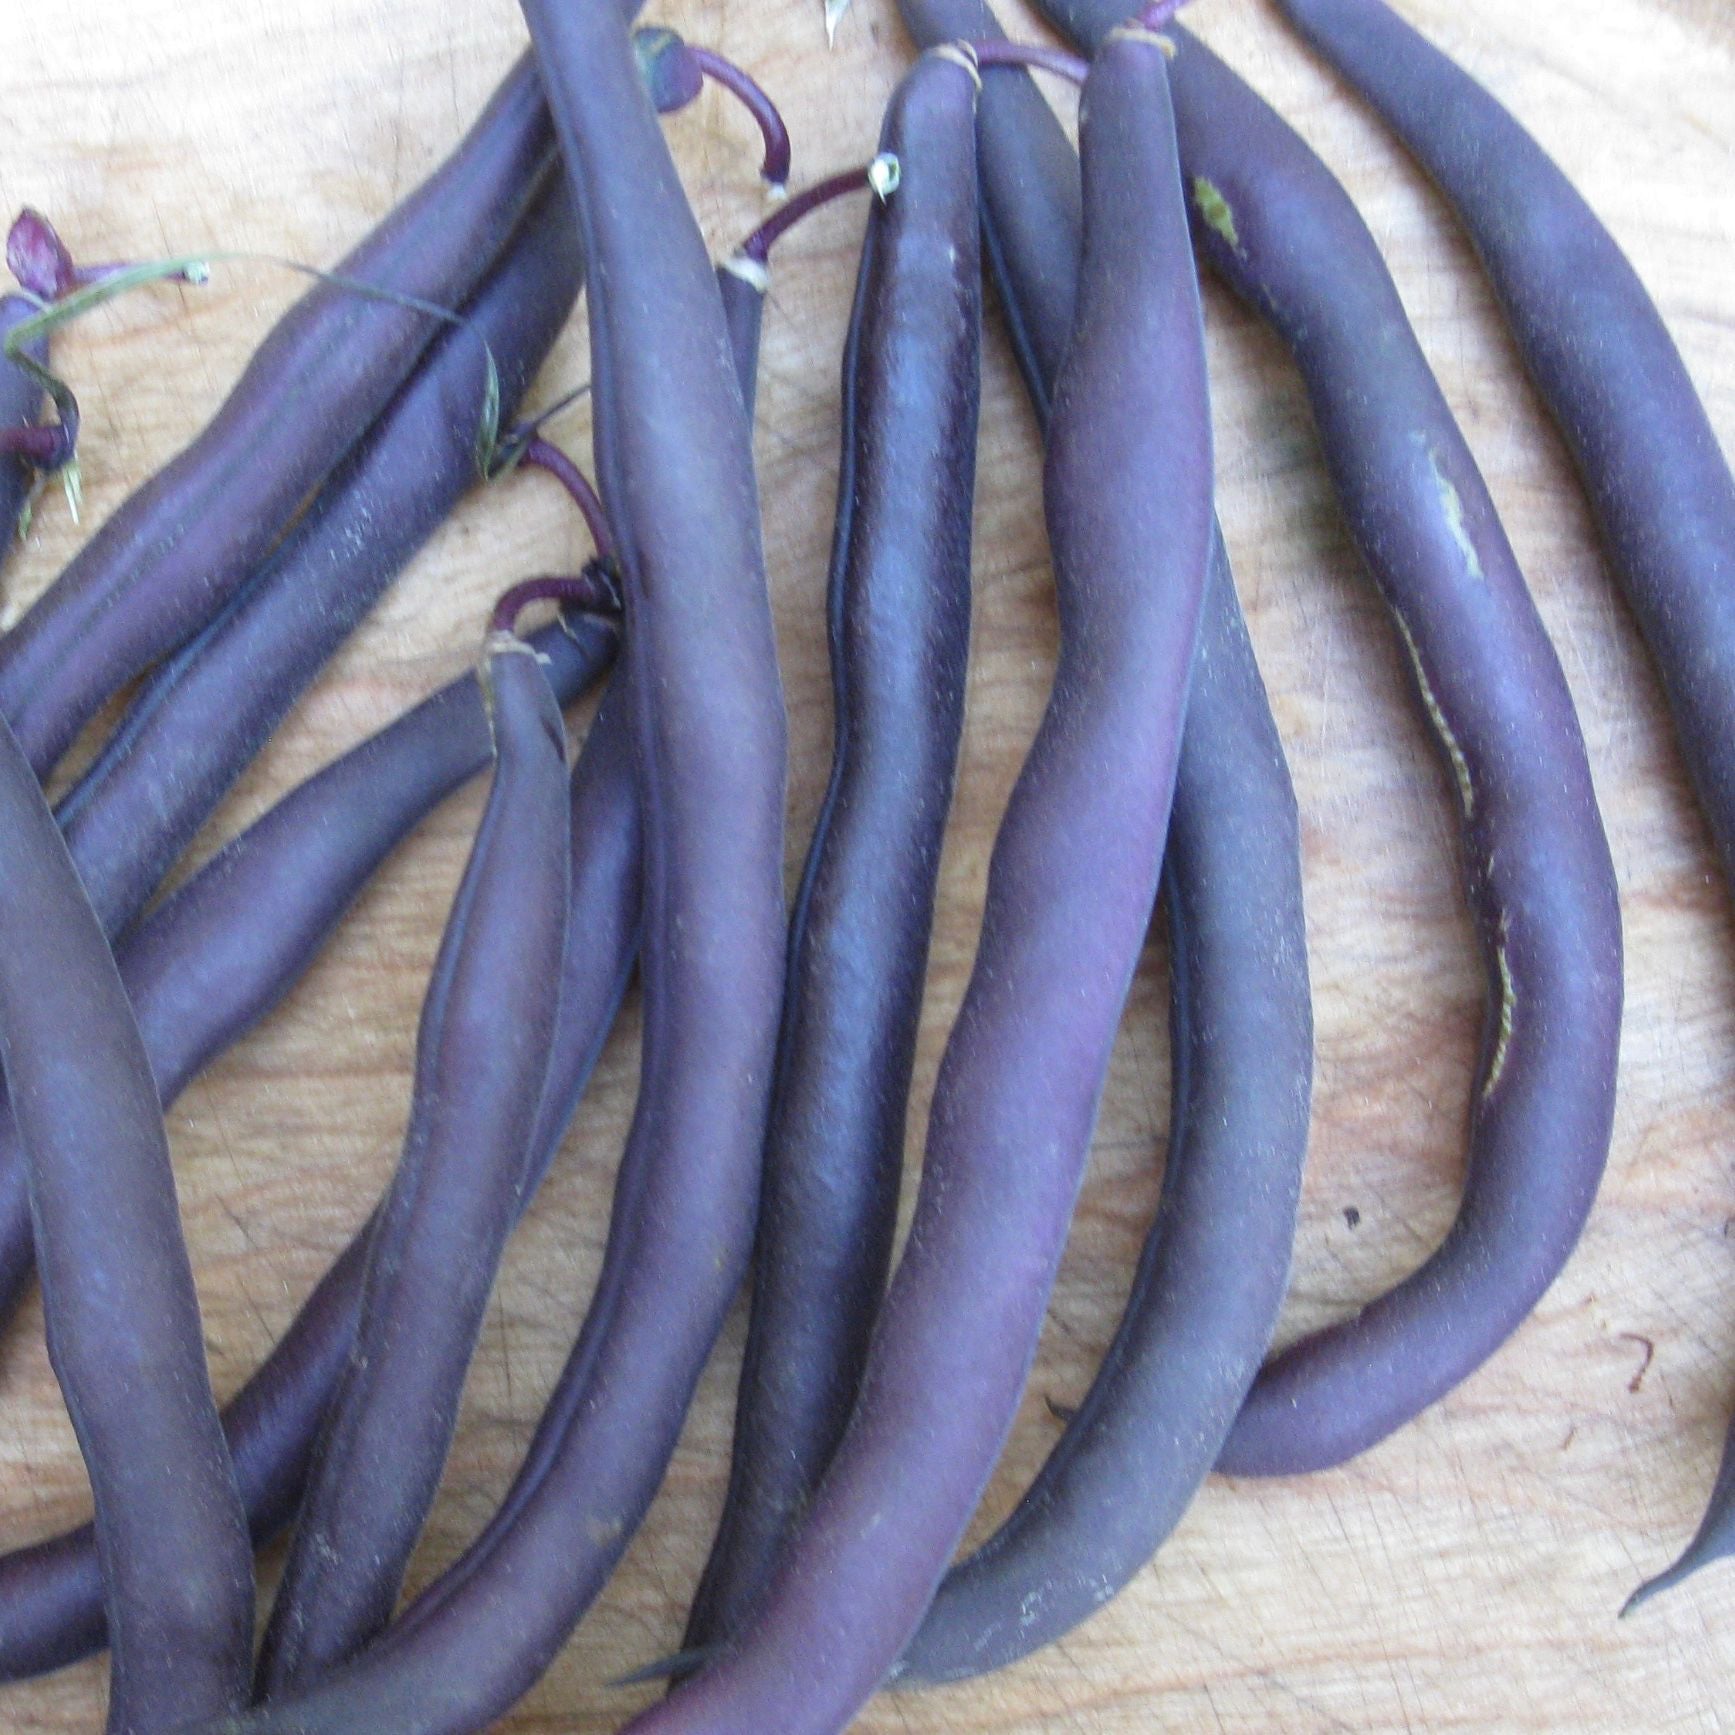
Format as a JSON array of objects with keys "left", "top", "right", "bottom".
[{"left": 0, "top": 0, "right": 1728, "bottom": 1729}]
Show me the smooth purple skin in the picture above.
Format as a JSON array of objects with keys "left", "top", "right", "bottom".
[
  {"left": 0, "top": 58, "right": 560, "bottom": 780},
  {"left": 50, "top": 176, "right": 583, "bottom": 944},
  {"left": 888, "top": 0, "right": 1310, "bottom": 1683},
  {"left": 1, "top": 294, "right": 47, "bottom": 564},
  {"left": 0, "top": 19, "right": 712, "bottom": 783},
  {"left": 891, "top": 535, "right": 1307, "bottom": 1685},
  {"left": 1262, "top": 0, "right": 1735, "bottom": 1603},
  {"left": 0, "top": 718, "right": 254, "bottom": 1732},
  {"left": 257, "top": 642, "right": 572, "bottom": 1693},
  {"left": 0, "top": 612, "right": 616, "bottom": 1685},
  {"left": 684, "top": 49, "right": 981, "bottom": 1656},
  {"left": 0, "top": 34, "right": 709, "bottom": 1347},
  {"left": 634, "top": 26, "right": 706, "bottom": 111},
  {"left": 631, "top": 34, "right": 1211, "bottom": 1735},
  {"left": 0, "top": 176, "right": 582, "bottom": 1364},
  {"left": 1275, "top": 0, "right": 1735, "bottom": 873},
  {"left": 182, "top": 3, "right": 785, "bottom": 1724},
  {"left": 1044, "top": 0, "right": 1625, "bottom": 1477}
]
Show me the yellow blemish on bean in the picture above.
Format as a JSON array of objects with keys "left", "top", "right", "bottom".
[
  {"left": 1426, "top": 445, "right": 1484, "bottom": 581},
  {"left": 1393, "top": 612, "right": 1474, "bottom": 820},
  {"left": 1486, "top": 919, "right": 1517, "bottom": 1097},
  {"left": 1192, "top": 178, "right": 1240, "bottom": 252}
]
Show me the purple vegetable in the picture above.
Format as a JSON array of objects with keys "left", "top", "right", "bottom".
[
  {"left": 883, "top": 0, "right": 1311, "bottom": 1680},
  {"left": 257, "top": 628, "right": 576, "bottom": 1693},
  {"left": 184, "top": 2, "right": 787, "bottom": 1724},
  {"left": 0, "top": 36, "right": 725, "bottom": 1342},
  {"left": 684, "top": 50, "right": 981, "bottom": 1654},
  {"left": 0, "top": 175, "right": 584, "bottom": 1364},
  {"left": 0, "top": 610, "right": 616, "bottom": 1684},
  {"left": 1043, "top": 0, "right": 1624, "bottom": 1477},
  {"left": 0, "top": 56, "right": 558, "bottom": 778},
  {"left": 51, "top": 174, "right": 583, "bottom": 947},
  {"left": 1262, "top": 0, "right": 1735, "bottom": 1607},
  {"left": 629, "top": 27, "right": 1211, "bottom": 1733},
  {"left": 0, "top": 716, "right": 253, "bottom": 1730}
]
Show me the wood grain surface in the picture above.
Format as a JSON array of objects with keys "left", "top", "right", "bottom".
[{"left": 2, "top": 0, "right": 1733, "bottom": 1727}]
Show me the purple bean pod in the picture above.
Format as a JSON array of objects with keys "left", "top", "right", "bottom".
[
  {"left": 1043, "top": 0, "right": 1624, "bottom": 1477},
  {"left": 183, "top": 1, "right": 787, "bottom": 1723},
  {"left": 0, "top": 57, "right": 557, "bottom": 777},
  {"left": 1261, "top": 0, "right": 1735, "bottom": 1606},
  {"left": 628, "top": 28, "right": 1211, "bottom": 1733},
  {"left": 256, "top": 632, "right": 574, "bottom": 1693},
  {"left": 0, "top": 717, "right": 253, "bottom": 1731},
  {"left": 0, "top": 175, "right": 583, "bottom": 1363},
  {"left": 883, "top": 0, "right": 1311, "bottom": 1680},
  {"left": 50, "top": 176, "right": 582, "bottom": 943},
  {"left": 0, "top": 610, "right": 616, "bottom": 1685},
  {"left": 684, "top": 45, "right": 981, "bottom": 1655},
  {"left": 0, "top": 36, "right": 710, "bottom": 1341}
]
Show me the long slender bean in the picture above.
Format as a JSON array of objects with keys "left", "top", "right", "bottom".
[
  {"left": 0, "top": 57, "right": 552, "bottom": 777},
  {"left": 0, "top": 176, "right": 582, "bottom": 1374},
  {"left": 0, "top": 139, "right": 786, "bottom": 1694},
  {"left": 257, "top": 627, "right": 575, "bottom": 1694},
  {"left": 0, "top": 716, "right": 253, "bottom": 1731},
  {"left": 1041, "top": 0, "right": 1624, "bottom": 1477},
  {"left": 180, "top": 4, "right": 786, "bottom": 1724},
  {"left": 0, "top": 39, "right": 739, "bottom": 1345},
  {"left": 1261, "top": 0, "right": 1735, "bottom": 1606},
  {"left": 881, "top": 0, "right": 1312, "bottom": 1681},
  {"left": 0, "top": 19, "right": 709, "bottom": 779},
  {"left": 629, "top": 29, "right": 1211, "bottom": 1734},
  {"left": 52, "top": 174, "right": 582, "bottom": 944},
  {"left": 684, "top": 47, "right": 980, "bottom": 1655},
  {"left": 0, "top": 609, "right": 616, "bottom": 1685}
]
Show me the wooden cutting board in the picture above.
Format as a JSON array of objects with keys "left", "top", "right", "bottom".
[{"left": 1, "top": 0, "right": 1732, "bottom": 1727}]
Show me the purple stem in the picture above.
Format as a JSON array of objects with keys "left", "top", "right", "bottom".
[
  {"left": 689, "top": 48, "right": 794, "bottom": 190},
  {"left": 516, "top": 436, "right": 614, "bottom": 559},
  {"left": 739, "top": 166, "right": 873, "bottom": 265},
  {"left": 0, "top": 410, "right": 76, "bottom": 472},
  {"left": 490, "top": 565, "right": 623, "bottom": 636}
]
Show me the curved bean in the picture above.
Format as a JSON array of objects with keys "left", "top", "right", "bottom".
[
  {"left": 0, "top": 175, "right": 581, "bottom": 1361},
  {"left": 684, "top": 49, "right": 980, "bottom": 1655},
  {"left": 629, "top": 30, "right": 1211, "bottom": 1734},
  {"left": 1043, "top": 0, "right": 1624, "bottom": 1477},
  {"left": 886, "top": 0, "right": 1311, "bottom": 1681},
  {"left": 0, "top": 57, "right": 551, "bottom": 777},
  {"left": 0, "top": 35, "right": 722, "bottom": 1340},
  {"left": 0, "top": 20, "right": 688, "bottom": 779},
  {"left": 1263, "top": 0, "right": 1735, "bottom": 1605},
  {"left": 0, "top": 717, "right": 253, "bottom": 1730},
  {"left": 52, "top": 175, "right": 581, "bottom": 944},
  {"left": 0, "top": 609, "right": 617, "bottom": 1684},
  {"left": 256, "top": 627, "right": 575, "bottom": 1694},
  {"left": 189, "top": 4, "right": 788, "bottom": 1724}
]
